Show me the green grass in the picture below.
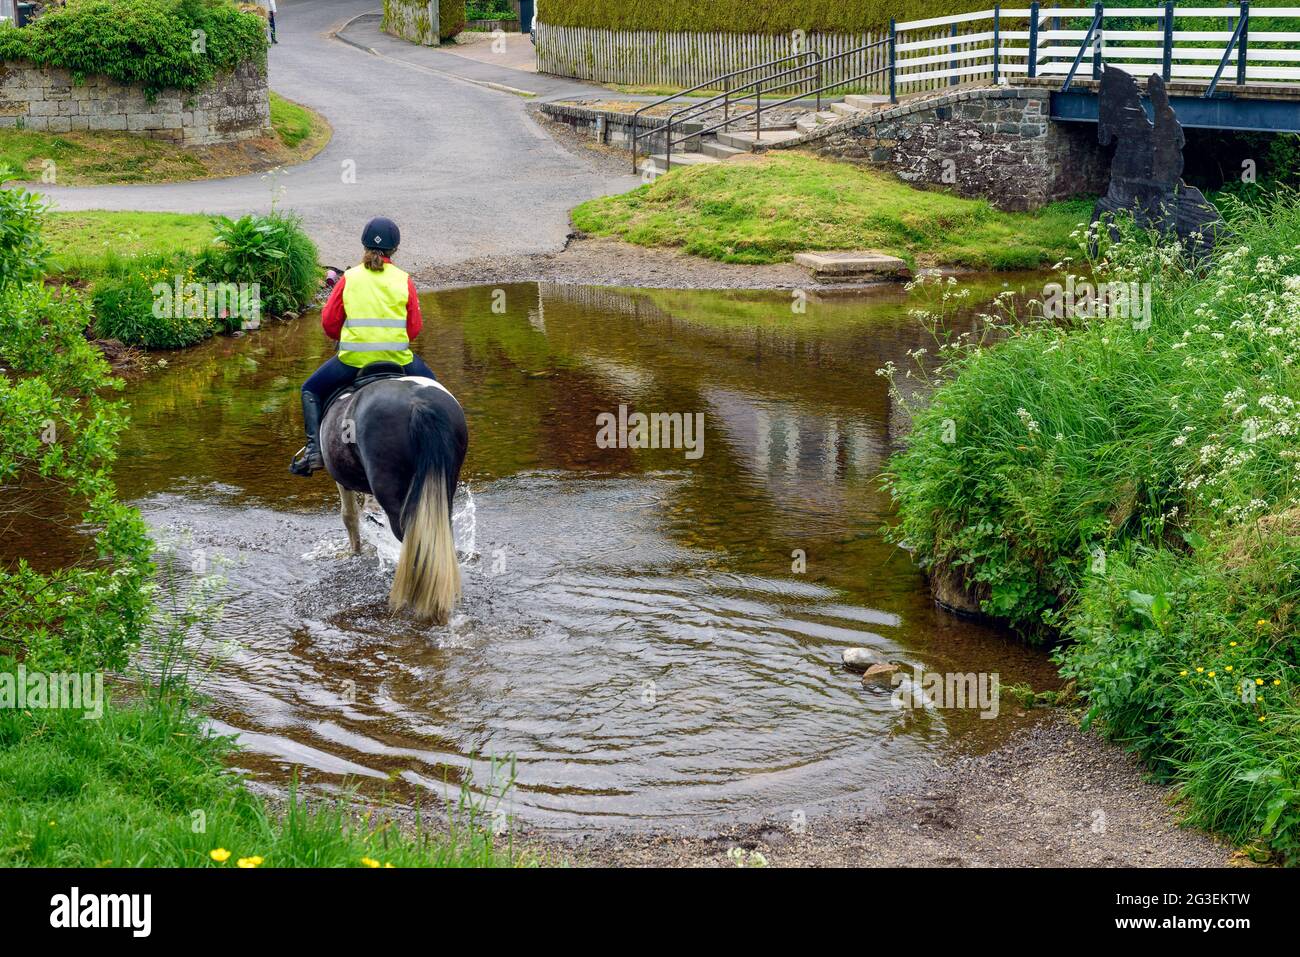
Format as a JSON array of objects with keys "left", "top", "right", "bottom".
[
  {"left": 0, "top": 128, "right": 208, "bottom": 186},
  {"left": 0, "top": 661, "right": 531, "bottom": 868},
  {"left": 572, "top": 152, "right": 1088, "bottom": 268},
  {"left": 882, "top": 190, "right": 1300, "bottom": 862},
  {"left": 269, "top": 91, "right": 317, "bottom": 149},
  {"left": 0, "top": 95, "right": 329, "bottom": 190},
  {"left": 45, "top": 211, "right": 215, "bottom": 281}
]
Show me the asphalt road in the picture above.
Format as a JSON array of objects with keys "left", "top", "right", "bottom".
[{"left": 37, "top": 0, "right": 638, "bottom": 273}]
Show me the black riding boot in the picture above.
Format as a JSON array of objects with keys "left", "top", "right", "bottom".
[{"left": 289, "top": 392, "right": 325, "bottom": 477}]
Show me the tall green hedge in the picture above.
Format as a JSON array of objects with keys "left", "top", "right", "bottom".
[
  {"left": 0, "top": 0, "right": 266, "bottom": 96},
  {"left": 440, "top": 0, "right": 466, "bottom": 39},
  {"left": 538, "top": 0, "right": 985, "bottom": 34}
]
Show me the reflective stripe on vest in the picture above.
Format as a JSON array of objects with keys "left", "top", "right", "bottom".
[{"left": 338, "top": 262, "right": 414, "bottom": 367}]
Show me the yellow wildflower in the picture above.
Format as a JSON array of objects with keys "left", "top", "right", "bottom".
[
  {"left": 361, "top": 857, "right": 380, "bottom": 868},
  {"left": 237, "top": 856, "right": 263, "bottom": 868},
  {"left": 210, "top": 848, "right": 231, "bottom": 863}
]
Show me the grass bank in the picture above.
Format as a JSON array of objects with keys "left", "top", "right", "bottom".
[
  {"left": 571, "top": 152, "right": 1088, "bottom": 268},
  {"left": 0, "top": 658, "right": 528, "bottom": 868},
  {"left": 882, "top": 192, "right": 1300, "bottom": 863},
  {"left": 0, "top": 92, "right": 330, "bottom": 188}
]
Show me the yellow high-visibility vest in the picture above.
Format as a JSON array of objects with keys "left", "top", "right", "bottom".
[{"left": 338, "top": 262, "right": 414, "bottom": 367}]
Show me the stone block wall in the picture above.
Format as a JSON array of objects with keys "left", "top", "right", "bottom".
[
  {"left": 0, "top": 58, "right": 270, "bottom": 146},
  {"left": 794, "top": 88, "right": 1110, "bottom": 211},
  {"left": 540, "top": 101, "right": 704, "bottom": 154}
]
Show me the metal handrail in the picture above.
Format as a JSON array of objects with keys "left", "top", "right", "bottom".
[
  {"left": 1061, "top": 3, "right": 1104, "bottom": 92},
  {"left": 665, "top": 63, "right": 894, "bottom": 163},
  {"left": 650, "top": 35, "right": 893, "bottom": 174},
  {"left": 1205, "top": 1, "right": 1249, "bottom": 98},
  {"left": 630, "top": 50, "right": 822, "bottom": 172},
  {"left": 658, "top": 58, "right": 823, "bottom": 169}
]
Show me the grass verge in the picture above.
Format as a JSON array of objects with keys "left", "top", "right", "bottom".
[
  {"left": 47, "top": 211, "right": 215, "bottom": 281},
  {"left": 0, "top": 659, "right": 529, "bottom": 867},
  {"left": 0, "top": 92, "right": 330, "bottom": 188},
  {"left": 882, "top": 191, "right": 1300, "bottom": 863},
  {"left": 571, "top": 152, "right": 1089, "bottom": 268}
]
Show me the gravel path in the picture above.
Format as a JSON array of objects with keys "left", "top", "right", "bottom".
[{"left": 558, "top": 715, "right": 1236, "bottom": 868}]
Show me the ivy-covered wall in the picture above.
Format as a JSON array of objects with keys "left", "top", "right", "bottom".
[
  {"left": 537, "top": 0, "right": 984, "bottom": 34},
  {"left": 381, "top": 0, "right": 465, "bottom": 45}
]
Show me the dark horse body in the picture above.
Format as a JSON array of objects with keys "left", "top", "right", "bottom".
[{"left": 320, "top": 371, "right": 468, "bottom": 623}]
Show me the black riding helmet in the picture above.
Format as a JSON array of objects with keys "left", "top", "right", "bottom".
[{"left": 362, "top": 216, "right": 400, "bottom": 252}]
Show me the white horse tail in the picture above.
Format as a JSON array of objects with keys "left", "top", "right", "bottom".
[{"left": 389, "top": 397, "right": 462, "bottom": 623}]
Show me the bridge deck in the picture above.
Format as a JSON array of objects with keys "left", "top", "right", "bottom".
[{"left": 886, "top": 6, "right": 1300, "bottom": 132}]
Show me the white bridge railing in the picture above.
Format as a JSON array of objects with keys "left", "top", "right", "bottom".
[{"left": 890, "top": 4, "right": 1300, "bottom": 96}]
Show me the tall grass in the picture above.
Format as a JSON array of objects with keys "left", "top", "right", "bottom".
[{"left": 883, "top": 190, "right": 1300, "bottom": 862}]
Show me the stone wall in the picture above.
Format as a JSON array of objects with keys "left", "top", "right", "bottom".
[
  {"left": 540, "top": 101, "right": 704, "bottom": 154},
  {"left": 789, "top": 88, "right": 1109, "bottom": 211},
  {"left": 0, "top": 58, "right": 270, "bottom": 146},
  {"left": 382, "top": 0, "right": 439, "bottom": 45}
]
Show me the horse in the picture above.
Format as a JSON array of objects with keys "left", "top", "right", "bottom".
[{"left": 319, "top": 369, "right": 469, "bottom": 624}]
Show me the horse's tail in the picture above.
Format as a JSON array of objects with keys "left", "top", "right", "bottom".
[{"left": 390, "top": 396, "right": 462, "bottom": 624}]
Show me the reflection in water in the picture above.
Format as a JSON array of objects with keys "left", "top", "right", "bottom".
[{"left": 14, "top": 280, "right": 1059, "bottom": 829}]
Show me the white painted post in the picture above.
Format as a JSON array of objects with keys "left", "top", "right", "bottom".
[{"left": 427, "top": 0, "right": 440, "bottom": 46}]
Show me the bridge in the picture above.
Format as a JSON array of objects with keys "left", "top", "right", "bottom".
[{"left": 629, "top": 4, "right": 1300, "bottom": 175}]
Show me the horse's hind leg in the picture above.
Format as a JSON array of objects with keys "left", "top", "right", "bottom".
[{"left": 338, "top": 483, "right": 363, "bottom": 554}]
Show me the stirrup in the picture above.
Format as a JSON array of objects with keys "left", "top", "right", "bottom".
[{"left": 289, "top": 445, "right": 322, "bottom": 477}]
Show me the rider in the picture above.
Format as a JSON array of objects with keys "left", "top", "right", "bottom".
[{"left": 290, "top": 216, "right": 438, "bottom": 476}]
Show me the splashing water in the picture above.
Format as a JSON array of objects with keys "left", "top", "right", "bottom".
[
  {"left": 355, "top": 485, "right": 477, "bottom": 570},
  {"left": 452, "top": 486, "right": 477, "bottom": 560}
]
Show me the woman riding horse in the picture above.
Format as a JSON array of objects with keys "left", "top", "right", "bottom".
[{"left": 290, "top": 216, "right": 438, "bottom": 476}]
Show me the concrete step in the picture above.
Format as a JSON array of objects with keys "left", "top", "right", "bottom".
[
  {"left": 715, "top": 128, "right": 802, "bottom": 151},
  {"left": 795, "top": 109, "right": 840, "bottom": 133},
  {"left": 638, "top": 151, "right": 721, "bottom": 179},
  {"left": 829, "top": 101, "right": 867, "bottom": 117},
  {"left": 794, "top": 250, "right": 911, "bottom": 281},
  {"left": 844, "top": 94, "right": 893, "bottom": 110},
  {"left": 700, "top": 139, "right": 748, "bottom": 160}
]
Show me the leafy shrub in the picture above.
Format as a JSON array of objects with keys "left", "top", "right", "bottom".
[
  {"left": 1062, "top": 531, "right": 1300, "bottom": 864},
  {"left": 1, "top": 280, "right": 153, "bottom": 671},
  {"left": 200, "top": 211, "right": 319, "bottom": 318},
  {"left": 467, "top": 0, "right": 513, "bottom": 20},
  {"left": 0, "top": 186, "right": 49, "bottom": 292},
  {"left": 441, "top": 0, "right": 466, "bottom": 38},
  {"left": 0, "top": 0, "right": 267, "bottom": 96},
  {"left": 93, "top": 253, "right": 216, "bottom": 349}
]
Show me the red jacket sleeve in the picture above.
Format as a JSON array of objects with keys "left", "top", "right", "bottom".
[
  {"left": 406, "top": 277, "right": 422, "bottom": 340},
  {"left": 321, "top": 276, "right": 346, "bottom": 340}
]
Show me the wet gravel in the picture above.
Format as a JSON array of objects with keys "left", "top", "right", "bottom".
[{"left": 551, "top": 715, "right": 1237, "bottom": 868}]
